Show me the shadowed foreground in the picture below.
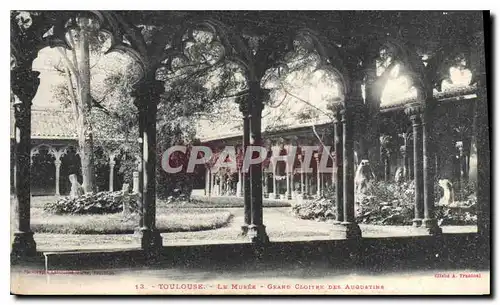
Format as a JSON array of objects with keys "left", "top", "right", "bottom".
[{"left": 11, "top": 231, "right": 490, "bottom": 295}]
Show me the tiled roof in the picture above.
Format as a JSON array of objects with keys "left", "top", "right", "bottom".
[
  {"left": 11, "top": 85, "right": 476, "bottom": 142},
  {"left": 197, "top": 85, "right": 478, "bottom": 142},
  {"left": 379, "top": 84, "right": 477, "bottom": 110},
  {"left": 9, "top": 108, "right": 127, "bottom": 141},
  {"left": 10, "top": 108, "right": 77, "bottom": 139}
]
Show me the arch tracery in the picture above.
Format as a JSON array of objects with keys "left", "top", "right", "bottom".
[{"left": 10, "top": 11, "right": 488, "bottom": 256}]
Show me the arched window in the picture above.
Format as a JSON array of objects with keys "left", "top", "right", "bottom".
[
  {"left": 440, "top": 61, "right": 473, "bottom": 92},
  {"left": 262, "top": 52, "right": 344, "bottom": 130},
  {"left": 380, "top": 63, "right": 418, "bottom": 107}
]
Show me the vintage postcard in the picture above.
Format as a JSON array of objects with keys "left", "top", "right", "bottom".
[{"left": 10, "top": 10, "right": 491, "bottom": 295}]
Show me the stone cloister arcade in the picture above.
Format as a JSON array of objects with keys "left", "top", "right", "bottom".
[
  {"left": 201, "top": 88, "right": 479, "bottom": 204},
  {"left": 11, "top": 11, "right": 490, "bottom": 258},
  {"left": 27, "top": 143, "right": 126, "bottom": 196}
]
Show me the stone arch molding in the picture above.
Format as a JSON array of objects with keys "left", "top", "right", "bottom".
[
  {"left": 425, "top": 42, "right": 474, "bottom": 92},
  {"left": 286, "top": 28, "right": 429, "bottom": 106},
  {"left": 293, "top": 27, "right": 348, "bottom": 102},
  {"left": 333, "top": 34, "right": 430, "bottom": 105},
  {"left": 30, "top": 144, "right": 79, "bottom": 164},
  {"left": 15, "top": 11, "right": 189, "bottom": 86},
  {"left": 364, "top": 35, "right": 474, "bottom": 103},
  {"left": 171, "top": 18, "right": 256, "bottom": 81}
]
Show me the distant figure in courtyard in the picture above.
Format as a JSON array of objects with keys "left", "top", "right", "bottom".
[
  {"left": 438, "top": 179, "right": 455, "bottom": 206},
  {"left": 355, "top": 159, "right": 375, "bottom": 194},
  {"left": 69, "top": 174, "right": 84, "bottom": 198}
]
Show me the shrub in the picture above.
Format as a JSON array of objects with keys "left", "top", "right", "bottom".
[
  {"left": 44, "top": 191, "right": 139, "bottom": 215},
  {"left": 291, "top": 196, "right": 337, "bottom": 221},
  {"left": 291, "top": 180, "right": 477, "bottom": 226},
  {"left": 436, "top": 193, "right": 477, "bottom": 225},
  {"left": 355, "top": 181, "right": 415, "bottom": 225}
]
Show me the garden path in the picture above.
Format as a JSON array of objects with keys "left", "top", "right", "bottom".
[{"left": 32, "top": 206, "right": 476, "bottom": 251}]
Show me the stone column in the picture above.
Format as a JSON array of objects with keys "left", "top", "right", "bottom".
[
  {"left": 263, "top": 169, "right": 269, "bottom": 198},
  {"left": 54, "top": 160, "right": 62, "bottom": 196},
  {"left": 400, "top": 144, "right": 407, "bottom": 180},
  {"left": 204, "top": 167, "right": 209, "bottom": 196},
  {"left": 331, "top": 160, "right": 335, "bottom": 187},
  {"left": 272, "top": 166, "right": 278, "bottom": 200},
  {"left": 400, "top": 132, "right": 413, "bottom": 181},
  {"left": 211, "top": 173, "right": 216, "bottom": 196},
  {"left": 384, "top": 151, "right": 391, "bottom": 181},
  {"left": 217, "top": 173, "right": 222, "bottom": 195},
  {"left": 405, "top": 104, "right": 424, "bottom": 227},
  {"left": 207, "top": 168, "right": 212, "bottom": 196},
  {"left": 380, "top": 135, "right": 391, "bottom": 182},
  {"left": 300, "top": 159, "right": 305, "bottom": 195},
  {"left": 333, "top": 108, "right": 344, "bottom": 223},
  {"left": 286, "top": 160, "right": 292, "bottom": 200},
  {"left": 408, "top": 140, "right": 414, "bottom": 180},
  {"left": 109, "top": 153, "right": 116, "bottom": 192},
  {"left": 305, "top": 173, "right": 310, "bottom": 198},
  {"left": 134, "top": 155, "right": 143, "bottom": 228},
  {"left": 341, "top": 108, "right": 361, "bottom": 238},
  {"left": 456, "top": 141, "right": 465, "bottom": 194},
  {"left": 248, "top": 81, "right": 269, "bottom": 243},
  {"left": 315, "top": 153, "right": 321, "bottom": 198},
  {"left": 238, "top": 97, "right": 251, "bottom": 235},
  {"left": 133, "top": 171, "right": 140, "bottom": 194},
  {"left": 422, "top": 103, "right": 442, "bottom": 235},
  {"left": 11, "top": 67, "right": 39, "bottom": 257},
  {"left": 48, "top": 146, "right": 66, "bottom": 197},
  {"left": 238, "top": 168, "right": 244, "bottom": 197},
  {"left": 132, "top": 76, "right": 163, "bottom": 252},
  {"left": 471, "top": 31, "right": 490, "bottom": 243}
]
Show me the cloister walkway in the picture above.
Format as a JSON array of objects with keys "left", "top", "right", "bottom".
[{"left": 32, "top": 207, "right": 477, "bottom": 252}]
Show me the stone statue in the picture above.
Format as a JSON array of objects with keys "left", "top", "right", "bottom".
[
  {"left": 294, "top": 191, "right": 304, "bottom": 206},
  {"left": 132, "top": 172, "right": 140, "bottom": 194},
  {"left": 438, "top": 179, "right": 455, "bottom": 206},
  {"left": 354, "top": 159, "right": 375, "bottom": 194},
  {"left": 394, "top": 167, "right": 404, "bottom": 183},
  {"left": 122, "top": 183, "right": 130, "bottom": 216},
  {"left": 69, "top": 174, "right": 84, "bottom": 198}
]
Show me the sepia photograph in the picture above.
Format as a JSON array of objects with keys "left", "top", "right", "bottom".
[{"left": 9, "top": 9, "right": 491, "bottom": 295}]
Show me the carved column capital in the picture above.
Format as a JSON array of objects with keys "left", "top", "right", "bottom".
[
  {"left": 109, "top": 151, "right": 119, "bottom": 165},
  {"left": 132, "top": 77, "right": 165, "bottom": 108},
  {"left": 237, "top": 95, "right": 249, "bottom": 116},
  {"left": 340, "top": 109, "right": 348, "bottom": 123},
  {"left": 470, "top": 31, "right": 486, "bottom": 81},
  {"left": 330, "top": 103, "right": 344, "bottom": 123},
  {"left": 400, "top": 145, "right": 406, "bottom": 156},
  {"left": 11, "top": 69, "right": 40, "bottom": 105},
  {"left": 13, "top": 100, "right": 33, "bottom": 130},
  {"left": 456, "top": 141, "right": 464, "bottom": 155},
  {"left": 404, "top": 103, "right": 424, "bottom": 122},
  {"left": 248, "top": 81, "right": 270, "bottom": 112},
  {"left": 48, "top": 146, "right": 68, "bottom": 163}
]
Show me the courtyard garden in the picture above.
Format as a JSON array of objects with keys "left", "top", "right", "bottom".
[
  {"left": 15, "top": 195, "right": 233, "bottom": 235},
  {"left": 291, "top": 180, "right": 477, "bottom": 226}
]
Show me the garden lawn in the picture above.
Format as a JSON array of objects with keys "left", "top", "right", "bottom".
[
  {"left": 178, "top": 195, "right": 291, "bottom": 208},
  {"left": 29, "top": 207, "right": 233, "bottom": 234}
]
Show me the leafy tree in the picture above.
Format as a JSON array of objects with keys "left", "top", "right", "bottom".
[{"left": 50, "top": 18, "right": 136, "bottom": 192}]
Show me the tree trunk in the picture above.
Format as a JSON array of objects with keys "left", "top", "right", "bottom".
[{"left": 77, "top": 18, "right": 95, "bottom": 193}]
